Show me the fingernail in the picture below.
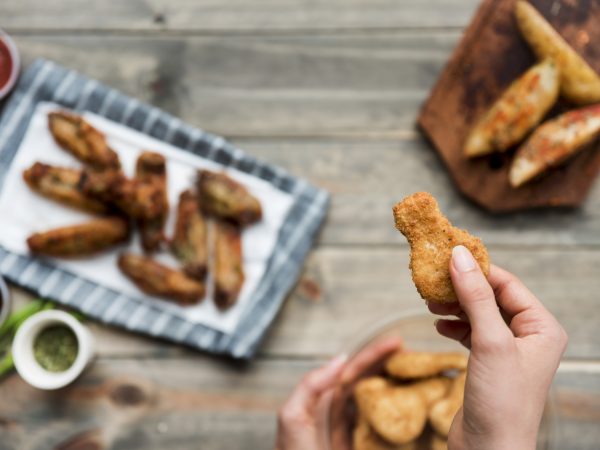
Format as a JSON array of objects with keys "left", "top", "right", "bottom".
[{"left": 452, "top": 245, "right": 476, "bottom": 273}]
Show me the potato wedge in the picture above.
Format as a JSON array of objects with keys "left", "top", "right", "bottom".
[
  {"left": 510, "top": 104, "right": 600, "bottom": 187},
  {"left": 515, "top": 1, "right": 600, "bottom": 105},
  {"left": 464, "top": 58, "right": 559, "bottom": 157}
]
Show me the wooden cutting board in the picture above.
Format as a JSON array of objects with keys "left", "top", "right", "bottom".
[{"left": 418, "top": 0, "right": 600, "bottom": 212}]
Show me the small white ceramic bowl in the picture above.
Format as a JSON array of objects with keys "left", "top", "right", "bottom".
[
  {"left": 0, "top": 275, "right": 10, "bottom": 328},
  {"left": 12, "top": 310, "right": 94, "bottom": 390},
  {"left": 0, "top": 28, "right": 20, "bottom": 99}
]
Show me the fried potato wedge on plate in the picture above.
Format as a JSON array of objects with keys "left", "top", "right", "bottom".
[
  {"left": 510, "top": 104, "right": 600, "bottom": 187},
  {"left": 48, "top": 111, "right": 120, "bottom": 170},
  {"left": 23, "top": 162, "right": 109, "bottom": 214},
  {"left": 464, "top": 58, "right": 559, "bottom": 157},
  {"left": 516, "top": 1, "right": 600, "bottom": 105},
  {"left": 118, "top": 253, "right": 205, "bottom": 304},
  {"left": 27, "top": 217, "right": 130, "bottom": 258}
]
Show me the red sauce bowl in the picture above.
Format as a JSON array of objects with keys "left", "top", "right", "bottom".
[{"left": 0, "top": 29, "right": 20, "bottom": 99}]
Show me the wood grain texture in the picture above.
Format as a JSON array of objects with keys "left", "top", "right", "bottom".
[
  {"left": 11, "top": 33, "right": 456, "bottom": 137},
  {"left": 419, "top": 0, "right": 600, "bottom": 212},
  {"left": 0, "top": 357, "right": 597, "bottom": 450},
  {"left": 10, "top": 246, "right": 600, "bottom": 360},
  {"left": 0, "top": 0, "right": 479, "bottom": 32}
]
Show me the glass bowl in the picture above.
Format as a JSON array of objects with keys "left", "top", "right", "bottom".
[{"left": 323, "top": 310, "right": 557, "bottom": 450}]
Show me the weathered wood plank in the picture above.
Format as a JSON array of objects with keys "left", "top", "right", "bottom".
[
  {"left": 0, "top": 357, "right": 597, "bottom": 450},
  {"left": 239, "top": 139, "right": 600, "bottom": 246},
  {"left": 11, "top": 33, "right": 457, "bottom": 137},
  {"left": 8, "top": 246, "right": 600, "bottom": 359},
  {"left": 1, "top": 0, "right": 479, "bottom": 32}
]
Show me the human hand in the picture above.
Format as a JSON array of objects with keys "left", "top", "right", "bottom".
[
  {"left": 429, "top": 245, "right": 568, "bottom": 450},
  {"left": 276, "top": 337, "right": 401, "bottom": 450}
]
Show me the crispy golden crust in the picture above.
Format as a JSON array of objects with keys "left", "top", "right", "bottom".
[
  {"left": 385, "top": 351, "right": 468, "bottom": 379},
  {"left": 410, "top": 377, "right": 452, "bottom": 408},
  {"left": 23, "top": 162, "right": 109, "bottom": 214},
  {"left": 27, "top": 217, "right": 130, "bottom": 258},
  {"left": 118, "top": 253, "right": 205, "bottom": 304},
  {"left": 354, "top": 377, "right": 427, "bottom": 445},
  {"left": 464, "top": 58, "right": 559, "bottom": 157},
  {"left": 171, "top": 190, "right": 208, "bottom": 280},
  {"left": 510, "top": 104, "right": 600, "bottom": 187},
  {"left": 428, "top": 372, "right": 466, "bottom": 438},
  {"left": 392, "top": 192, "right": 490, "bottom": 304},
  {"left": 80, "top": 169, "right": 167, "bottom": 221},
  {"left": 135, "top": 151, "right": 168, "bottom": 252},
  {"left": 353, "top": 416, "right": 418, "bottom": 450},
  {"left": 48, "top": 111, "right": 120, "bottom": 170},
  {"left": 515, "top": 1, "right": 600, "bottom": 105},
  {"left": 198, "top": 170, "right": 262, "bottom": 226},
  {"left": 213, "top": 221, "right": 245, "bottom": 309}
]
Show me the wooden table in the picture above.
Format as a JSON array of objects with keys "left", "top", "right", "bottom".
[{"left": 1, "top": 1, "right": 599, "bottom": 448}]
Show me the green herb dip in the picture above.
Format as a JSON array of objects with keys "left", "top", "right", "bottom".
[{"left": 34, "top": 325, "right": 78, "bottom": 372}]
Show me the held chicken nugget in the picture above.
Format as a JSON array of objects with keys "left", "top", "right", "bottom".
[
  {"left": 353, "top": 416, "right": 418, "bottom": 450},
  {"left": 48, "top": 111, "right": 120, "bottom": 170},
  {"left": 198, "top": 170, "right": 262, "bottom": 225},
  {"left": 464, "top": 59, "right": 559, "bottom": 157},
  {"left": 170, "top": 190, "right": 208, "bottom": 280},
  {"left": 510, "top": 104, "right": 600, "bottom": 187},
  {"left": 27, "top": 217, "right": 130, "bottom": 258},
  {"left": 118, "top": 253, "right": 205, "bottom": 304},
  {"left": 385, "top": 351, "right": 468, "bottom": 379},
  {"left": 515, "top": 1, "right": 600, "bottom": 105},
  {"left": 135, "top": 151, "right": 169, "bottom": 252},
  {"left": 429, "top": 371, "right": 466, "bottom": 438},
  {"left": 213, "top": 221, "right": 245, "bottom": 310},
  {"left": 23, "top": 162, "right": 109, "bottom": 214},
  {"left": 393, "top": 192, "right": 490, "bottom": 303}
]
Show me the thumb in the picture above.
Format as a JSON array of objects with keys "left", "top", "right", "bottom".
[{"left": 450, "top": 246, "right": 510, "bottom": 343}]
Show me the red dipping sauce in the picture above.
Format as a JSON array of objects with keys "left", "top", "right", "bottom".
[{"left": 0, "top": 29, "right": 19, "bottom": 99}]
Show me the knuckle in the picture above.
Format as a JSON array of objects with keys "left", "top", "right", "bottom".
[{"left": 464, "top": 285, "right": 493, "bottom": 306}]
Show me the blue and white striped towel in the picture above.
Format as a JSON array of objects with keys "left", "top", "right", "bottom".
[{"left": 0, "top": 59, "right": 329, "bottom": 359}]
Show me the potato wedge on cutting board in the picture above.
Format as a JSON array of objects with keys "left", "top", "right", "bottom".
[
  {"left": 515, "top": 0, "right": 600, "bottom": 105},
  {"left": 464, "top": 59, "right": 559, "bottom": 157},
  {"left": 510, "top": 104, "right": 600, "bottom": 187}
]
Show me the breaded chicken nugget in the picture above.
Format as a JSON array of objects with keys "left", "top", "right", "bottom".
[
  {"left": 27, "top": 217, "right": 129, "bottom": 257},
  {"left": 430, "top": 434, "right": 448, "bottom": 450},
  {"left": 23, "top": 162, "right": 109, "bottom": 214},
  {"left": 429, "top": 372, "right": 466, "bottom": 438},
  {"left": 118, "top": 253, "right": 205, "bottom": 304},
  {"left": 48, "top": 111, "right": 120, "bottom": 170},
  {"left": 353, "top": 416, "right": 418, "bottom": 450},
  {"left": 385, "top": 352, "right": 468, "bottom": 380},
  {"left": 410, "top": 377, "right": 452, "bottom": 407},
  {"left": 464, "top": 59, "right": 559, "bottom": 157},
  {"left": 354, "top": 377, "right": 427, "bottom": 445},
  {"left": 392, "top": 192, "right": 490, "bottom": 303},
  {"left": 516, "top": 1, "right": 600, "bottom": 105}
]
